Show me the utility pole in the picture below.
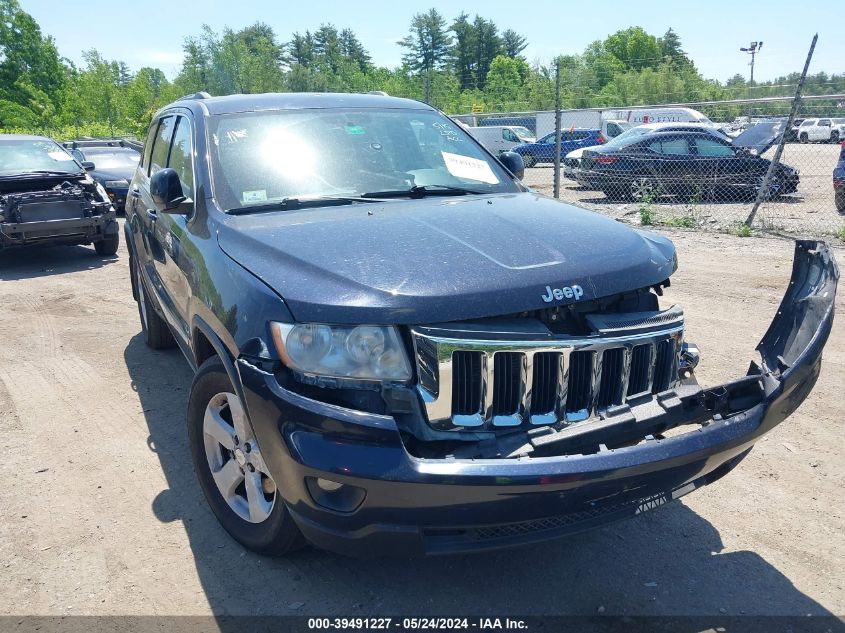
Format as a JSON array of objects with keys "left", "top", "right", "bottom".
[
  {"left": 553, "top": 57, "right": 562, "bottom": 199},
  {"left": 744, "top": 34, "right": 816, "bottom": 228},
  {"left": 740, "top": 41, "right": 763, "bottom": 121}
]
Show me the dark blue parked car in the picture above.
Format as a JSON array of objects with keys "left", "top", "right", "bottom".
[
  {"left": 514, "top": 129, "right": 605, "bottom": 168},
  {"left": 835, "top": 140, "right": 845, "bottom": 213},
  {"left": 579, "top": 123, "right": 799, "bottom": 202}
]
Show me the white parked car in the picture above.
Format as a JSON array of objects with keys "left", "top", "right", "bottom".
[
  {"left": 797, "top": 118, "right": 845, "bottom": 143},
  {"left": 465, "top": 125, "right": 535, "bottom": 155}
]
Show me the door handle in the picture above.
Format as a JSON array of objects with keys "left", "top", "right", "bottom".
[
  {"left": 130, "top": 186, "right": 141, "bottom": 199},
  {"left": 145, "top": 208, "right": 157, "bottom": 222}
]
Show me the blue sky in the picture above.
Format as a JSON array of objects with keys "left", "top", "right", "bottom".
[{"left": 20, "top": 0, "right": 842, "bottom": 84}]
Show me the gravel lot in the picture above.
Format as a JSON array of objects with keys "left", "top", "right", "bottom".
[
  {"left": 0, "top": 222, "right": 843, "bottom": 617},
  {"left": 524, "top": 142, "right": 844, "bottom": 238}
]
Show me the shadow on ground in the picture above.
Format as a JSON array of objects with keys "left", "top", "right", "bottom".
[
  {"left": 123, "top": 334, "right": 835, "bottom": 619},
  {"left": 0, "top": 243, "right": 117, "bottom": 281}
]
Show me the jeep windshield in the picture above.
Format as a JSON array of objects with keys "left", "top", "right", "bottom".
[
  {"left": 0, "top": 139, "right": 82, "bottom": 177},
  {"left": 208, "top": 108, "right": 521, "bottom": 212}
]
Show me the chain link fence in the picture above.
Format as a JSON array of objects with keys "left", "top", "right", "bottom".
[{"left": 454, "top": 95, "right": 845, "bottom": 241}]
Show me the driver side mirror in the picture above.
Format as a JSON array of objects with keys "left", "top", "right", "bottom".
[
  {"left": 81, "top": 161, "right": 95, "bottom": 171},
  {"left": 499, "top": 151, "right": 525, "bottom": 180},
  {"left": 150, "top": 168, "right": 192, "bottom": 214}
]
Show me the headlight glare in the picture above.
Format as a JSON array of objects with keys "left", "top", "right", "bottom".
[{"left": 271, "top": 322, "right": 412, "bottom": 381}]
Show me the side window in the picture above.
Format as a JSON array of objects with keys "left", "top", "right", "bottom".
[
  {"left": 647, "top": 140, "right": 665, "bottom": 154},
  {"left": 695, "top": 137, "right": 735, "bottom": 157},
  {"left": 149, "top": 115, "right": 176, "bottom": 176},
  {"left": 819, "top": 119, "right": 831, "bottom": 126},
  {"left": 70, "top": 149, "right": 84, "bottom": 162},
  {"left": 660, "top": 137, "right": 690, "bottom": 155},
  {"left": 607, "top": 123, "right": 622, "bottom": 137},
  {"left": 141, "top": 120, "right": 158, "bottom": 171},
  {"left": 502, "top": 129, "right": 518, "bottom": 142},
  {"left": 168, "top": 116, "right": 194, "bottom": 197},
  {"left": 572, "top": 132, "right": 589, "bottom": 141}
]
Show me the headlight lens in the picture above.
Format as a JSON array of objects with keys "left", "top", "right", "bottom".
[
  {"left": 270, "top": 322, "right": 412, "bottom": 381},
  {"left": 104, "top": 179, "right": 129, "bottom": 188}
]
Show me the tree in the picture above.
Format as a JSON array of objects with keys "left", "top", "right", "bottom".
[
  {"left": 450, "top": 13, "right": 476, "bottom": 91},
  {"left": 398, "top": 9, "right": 453, "bottom": 102},
  {"left": 399, "top": 8, "right": 453, "bottom": 73},
  {"left": 0, "top": 0, "right": 65, "bottom": 120},
  {"left": 472, "top": 16, "right": 502, "bottom": 90},
  {"left": 339, "top": 28, "right": 371, "bottom": 71},
  {"left": 604, "top": 27, "right": 662, "bottom": 71},
  {"left": 501, "top": 29, "right": 527, "bottom": 60}
]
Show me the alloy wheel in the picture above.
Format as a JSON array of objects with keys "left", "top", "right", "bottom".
[
  {"left": 630, "top": 177, "right": 657, "bottom": 202},
  {"left": 202, "top": 391, "right": 277, "bottom": 523}
]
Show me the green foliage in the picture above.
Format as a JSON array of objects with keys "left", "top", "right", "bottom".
[
  {"left": 1, "top": 1, "right": 840, "bottom": 142},
  {"left": 638, "top": 206, "right": 655, "bottom": 226},
  {"left": 834, "top": 226, "right": 845, "bottom": 241},
  {"left": 732, "top": 223, "right": 753, "bottom": 237},
  {"left": 662, "top": 215, "right": 697, "bottom": 228}
]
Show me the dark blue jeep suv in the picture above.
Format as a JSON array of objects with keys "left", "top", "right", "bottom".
[{"left": 126, "top": 92, "right": 837, "bottom": 556}]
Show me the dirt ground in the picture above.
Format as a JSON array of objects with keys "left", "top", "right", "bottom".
[
  {"left": 525, "top": 142, "right": 845, "bottom": 238},
  {"left": 0, "top": 222, "right": 843, "bottom": 617}
]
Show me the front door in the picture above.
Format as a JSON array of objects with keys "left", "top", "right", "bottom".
[{"left": 151, "top": 113, "right": 195, "bottom": 339}]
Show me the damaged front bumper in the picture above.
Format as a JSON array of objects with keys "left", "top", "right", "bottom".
[{"left": 238, "top": 241, "right": 837, "bottom": 556}]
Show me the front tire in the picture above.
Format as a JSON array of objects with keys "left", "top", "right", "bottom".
[
  {"left": 188, "top": 356, "right": 304, "bottom": 555},
  {"left": 832, "top": 131, "right": 840, "bottom": 144},
  {"left": 94, "top": 233, "right": 119, "bottom": 256},
  {"left": 800, "top": 133, "right": 809, "bottom": 143}
]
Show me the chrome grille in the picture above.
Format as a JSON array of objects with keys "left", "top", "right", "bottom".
[{"left": 412, "top": 316, "right": 683, "bottom": 430}]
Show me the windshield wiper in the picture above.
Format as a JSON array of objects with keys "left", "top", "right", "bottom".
[
  {"left": 227, "top": 195, "right": 380, "bottom": 215},
  {"left": 361, "top": 184, "right": 482, "bottom": 198},
  {"left": 0, "top": 170, "right": 83, "bottom": 179}
]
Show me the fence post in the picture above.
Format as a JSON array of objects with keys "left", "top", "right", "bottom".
[
  {"left": 553, "top": 58, "right": 562, "bottom": 199},
  {"left": 744, "top": 34, "right": 817, "bottom": 228}
]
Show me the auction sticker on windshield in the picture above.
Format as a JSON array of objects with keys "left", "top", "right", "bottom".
[{"left": 441, "top": 151, "right": 499, "bottom": 184}]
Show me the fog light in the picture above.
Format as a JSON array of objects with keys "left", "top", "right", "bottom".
[{"left": 305, "top": 476, "right": 366, "bottom": 513}]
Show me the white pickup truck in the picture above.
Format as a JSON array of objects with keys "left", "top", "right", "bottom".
[{"left": 796, "top": 118, "right": 845, "bottom": 143}]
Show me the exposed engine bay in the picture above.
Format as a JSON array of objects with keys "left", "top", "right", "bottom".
[{"left": 0, "top": 176, "right": 115, "bottom": 248}]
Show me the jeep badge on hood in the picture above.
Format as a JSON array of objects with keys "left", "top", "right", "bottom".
[{"left": 541, "top": 284, "right": 584, "bottom": 303}]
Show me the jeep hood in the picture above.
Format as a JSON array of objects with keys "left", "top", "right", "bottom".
[{"left": 217, "top": 192, "right": 677, "bottom": 324}]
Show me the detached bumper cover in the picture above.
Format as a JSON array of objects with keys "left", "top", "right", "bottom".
[{"left": 239, "top": 241, "right": 837, "bottom": 556}]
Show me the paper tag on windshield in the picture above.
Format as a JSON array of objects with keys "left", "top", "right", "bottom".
[
  {"left": 441, "top": 152, "right": 499, "bottom": 184},
  {"left": 242, "top": 190, "right": 267, "bottom": 203}
]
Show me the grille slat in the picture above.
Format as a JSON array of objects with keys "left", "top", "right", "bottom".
[
  {"left": 414, "top": 325, "right": 683, "bottom": 430},
  {"left": 627, "top": 344, "right": 653, "bottom": 396}
]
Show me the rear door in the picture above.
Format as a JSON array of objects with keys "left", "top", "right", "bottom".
[
  {"left": 816, "top": 119, "right": 832, "bottom": 141},
  {"left": 643, "top": 135, "right": 694, "bottom": 193}
]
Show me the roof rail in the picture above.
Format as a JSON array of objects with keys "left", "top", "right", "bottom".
[
  {"left": 61, "top": 139, "right": 129, "bottom": 149},
  {"left": 178, "top": 91, "right": 212, "bottom": 101},
  {"left": 367, "top": 90, "right": 389, "bottom": 96}
]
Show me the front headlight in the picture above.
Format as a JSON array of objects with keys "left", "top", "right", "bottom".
[
  {"left": 270, "top": 322, "right": 412, "bottom": 381},
  {"left": 104, "top": 179, "right": 129, "bottom": 188}
]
